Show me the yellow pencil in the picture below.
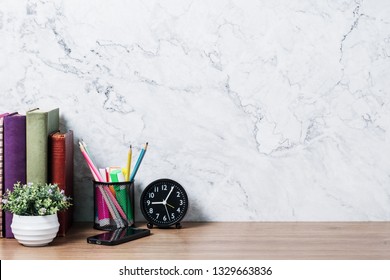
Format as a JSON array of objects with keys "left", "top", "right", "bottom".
[{"left": 126, "top": 145, "right": 132, "bottom": 181}]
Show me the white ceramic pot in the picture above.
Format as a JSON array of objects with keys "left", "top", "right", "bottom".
[{"left": 11, "top": 214, "right": 60, "bottom": 247}]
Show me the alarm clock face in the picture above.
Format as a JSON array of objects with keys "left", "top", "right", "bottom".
[{"left": 141, "top": 179, "right": 188, "bottom": 227}]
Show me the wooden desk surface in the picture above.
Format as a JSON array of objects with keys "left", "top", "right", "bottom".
[{"left": 1, "top": 222, "right": 390, "bottom": 260}]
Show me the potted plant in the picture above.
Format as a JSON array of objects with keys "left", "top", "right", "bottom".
[{"left": 1, "top": 182, "right": 72, "bottom": 246}]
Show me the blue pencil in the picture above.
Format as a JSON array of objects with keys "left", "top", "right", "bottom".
[{"left": 129, "top": 142, "right": 148, "bottom": 181}]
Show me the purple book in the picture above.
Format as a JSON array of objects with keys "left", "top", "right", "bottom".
[
  {"left": 0, "top": 112, "right": 8, "bottom": 238},
  {"left": 3, "top": 113, "right": 26, "bottom": 238}
]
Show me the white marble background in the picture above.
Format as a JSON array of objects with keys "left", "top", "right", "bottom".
[{"left": 1, "top": 0, "right": 390, "bottom": 222}]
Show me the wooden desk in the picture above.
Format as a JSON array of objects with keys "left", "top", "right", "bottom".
[{"left": 1, "top": 222, "right": 390, "bottom": 260}]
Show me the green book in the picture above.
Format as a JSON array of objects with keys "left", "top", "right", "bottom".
[{"left": 26, "top": 108, "right": 59, "bottom": 184}]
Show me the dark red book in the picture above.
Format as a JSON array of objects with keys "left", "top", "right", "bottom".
[{"left": 49, "top": 130, "right": 74, "bottom": 236}]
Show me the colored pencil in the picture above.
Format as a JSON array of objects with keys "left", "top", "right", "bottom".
[
  {"left": 125, "top": 145, "right": 132, "bottom": 181},
  {"left": 130, "top": 142, "right": 148, "bottom": 182},
  {"left": 79, "top": 142, "right": 103, "bottom": 181}
]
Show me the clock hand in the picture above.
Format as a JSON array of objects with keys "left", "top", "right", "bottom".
[
  {"left": 165, "top": 186, "right": 174, "bottom": 202},
  {"left": 151, "top": 201, "right": 164, "bottom": 205},
  {"left": 167, "top": 203, "right": 175, "bottom": 209},
  {"left": 164, "top": 204, "right": 171, "bottom": 221}
]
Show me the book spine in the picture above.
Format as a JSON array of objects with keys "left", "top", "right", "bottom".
[
  {"left": 26, "top": 109, "right": 59, "bottom": 184},
  {"left": 0, "top": 116, "right": 4, "bottom": 238},
  {"left": 26, "top": 112, "right": 48, "bottom": 184},
  {"left": 50, "top": 130, "right": 73, "bottom": 236},
  {"left": 3, "top": 115, "right": 26, "bottom": 238}
]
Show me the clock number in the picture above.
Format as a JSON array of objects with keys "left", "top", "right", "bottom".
[
  {"left": 180, "top": 200, "right": 183, "bottom": 205},
  {"left": 171, "top": 213, "right": 175, "bottom": 219},
  {"left": 177, "top": 207, "right": 180, "bottom": 213},
  {"left": 155, "top": 213, "right": 159, "bottom": 219},
  {"left": 163, "top": 215, "right": 167, "bottom": 221},
  {"left": 162, "top": 184, "right": 168, "bottom": 191},
  {"left": 149, "top": 193, "right": 154, "bottom": 198},
  {"left": 149, "top": 208, "right": 153, "bottom": 214},
  {"left": 177, "top": 191, "right": 181, "bottom": 197},
  {"left": 154, "top": 186, "right": 159, "bottom": 192},
  {"left": 147, "top": 200, "right": 151, "bottom": 206}
]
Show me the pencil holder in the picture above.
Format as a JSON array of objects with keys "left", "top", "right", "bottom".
[{"left": 93, "top": 180, "right": 135, "bottom": 230}]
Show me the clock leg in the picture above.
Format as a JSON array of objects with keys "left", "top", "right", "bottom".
[
  {"left": 147, "top": 223, "right": 154, "bottom": 229},
  {"left": 175, "top": 223, "right": 182, "bottom": 229}
]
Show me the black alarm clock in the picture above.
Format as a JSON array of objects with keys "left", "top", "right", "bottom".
[{"left": 140, "top": 179, "right": 188, "bottom": 229}]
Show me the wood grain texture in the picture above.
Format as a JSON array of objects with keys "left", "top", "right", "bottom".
[{"left": 1, "top": 222, "right": 390, "bottom": 260}]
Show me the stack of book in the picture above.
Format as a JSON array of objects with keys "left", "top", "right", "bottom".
[{"left": 0, "top": 108, "right": 74, "bottom": 238}]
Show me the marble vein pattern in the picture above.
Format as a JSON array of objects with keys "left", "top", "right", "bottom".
[{"left": 1, "top": 0, "right": 389, "bottom": 221}]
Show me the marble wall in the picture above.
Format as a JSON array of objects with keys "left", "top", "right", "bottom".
[{"left": 1, "top": 0, "right": 390, "bottom": 221}]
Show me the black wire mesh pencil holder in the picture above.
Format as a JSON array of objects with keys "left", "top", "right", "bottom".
[{"left": 93, "top": 180, "right": 135, "bottom": 230}]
